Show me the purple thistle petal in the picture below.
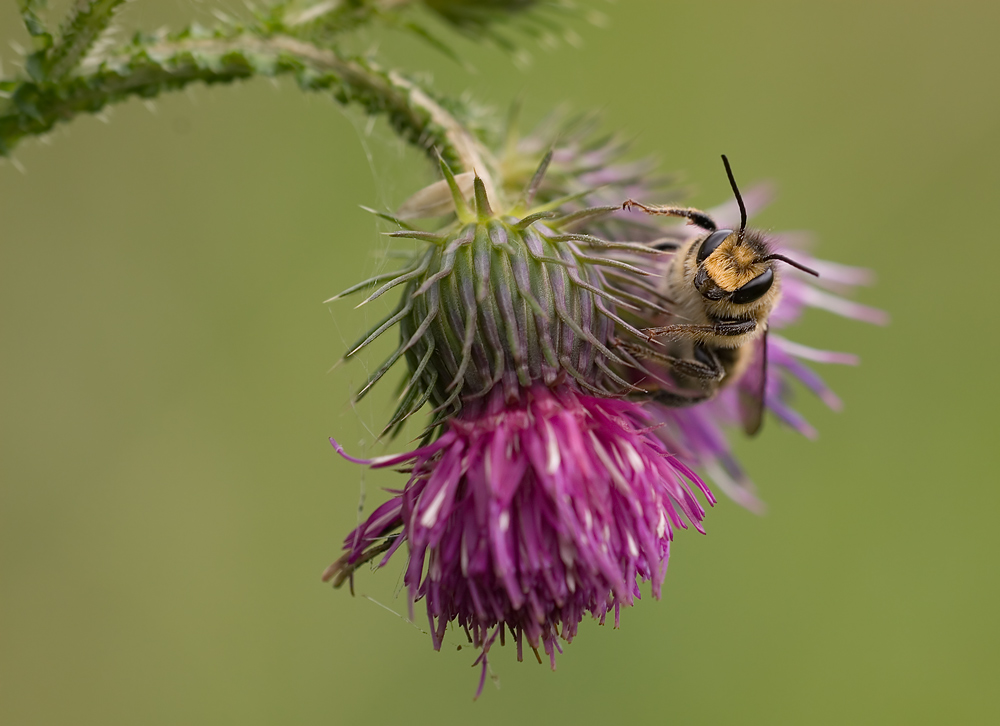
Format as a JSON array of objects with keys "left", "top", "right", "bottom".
[
  {"left": 327, "top": 384, "right": 713, "bottom": 675},
  {"left": 792, "top": 284, "right": 891, "bottom": 325},
  {"left": 768, "top": 341, "right": 845, "bottom": 411},
  {"left": 771, "top": 335, "right": 860, "bottom": 366}
]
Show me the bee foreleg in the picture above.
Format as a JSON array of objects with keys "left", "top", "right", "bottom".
[
  {"left": 621, "top": 200, "right": 717, "bottom": 231},
  {"left": 713, "top": 319, "right": 758, "bottom": 337},
  {"left": 644, "top": 318, "right": 757, "bottom": 343}
]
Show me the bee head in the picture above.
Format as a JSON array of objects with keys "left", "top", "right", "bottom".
[
  {"left": 692, "top": 156, "right": 818, "bottom": 308},
  {"left": 694, "top": 229, "right": 776, "bottom": 306}
]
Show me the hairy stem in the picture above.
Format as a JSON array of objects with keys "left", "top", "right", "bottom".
[{"left": 0, "top": 33, "right": 496, "bottom": 190}]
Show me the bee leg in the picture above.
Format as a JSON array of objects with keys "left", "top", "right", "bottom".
[
  {"left": 613, "top": 340, "right": 724, "bottom": 407},
  {"left": 621, "top": 200, "right": 717, "bottom": 231},
  {"left": 645, "top": 318, "right": 758, "bottom": 342},
  {"left": 614, "top": 341, "right": 724, "bottom": 382},
  {"left": 673, "top": 345, "right": 726, "bottom": 382},
  {"left": 713, "top": 318, "right": 758, "bottom": 337},
  {"left": 649, "top": 347, "right": 728, "bottom": 407}
]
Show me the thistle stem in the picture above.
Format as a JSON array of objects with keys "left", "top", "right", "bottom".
[{"left": 0, "top": 32, "right": 496, "bottom": 191}]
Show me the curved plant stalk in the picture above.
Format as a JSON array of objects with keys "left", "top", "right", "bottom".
[{"left": 0, "top": 0, "right": 516, "bottom": 194}]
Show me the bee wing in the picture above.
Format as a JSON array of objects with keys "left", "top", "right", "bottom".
[{"left": 739, "top": 328, "right": 768, "bottom": 436}]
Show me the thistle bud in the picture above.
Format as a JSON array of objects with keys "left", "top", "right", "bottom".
[{"left": 335, "top": 156, "right": 657, "bottom": 434}]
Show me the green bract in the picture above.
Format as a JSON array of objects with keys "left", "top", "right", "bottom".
[{"left": 333, "top": 156, "right": 665, "bottom": 436}]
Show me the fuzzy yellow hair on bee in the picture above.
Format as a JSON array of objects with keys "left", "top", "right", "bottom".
[{"left": 622, "top": 155, "right": 819, "bottom": 435}]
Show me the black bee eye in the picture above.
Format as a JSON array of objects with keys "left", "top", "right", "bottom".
[
  {"left": 731, "top": 267, "right": 774, "bottom": 305},
  {"left": 696, "top": 229, "right": 732, "bottom": 264}
]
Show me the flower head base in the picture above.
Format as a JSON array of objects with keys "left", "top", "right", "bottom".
[
  {"left": 325, "top": 384, "right": 713, "bottom": 695},
  {"left": 332, "top": 156, "right": 661, "bottom": 435}
]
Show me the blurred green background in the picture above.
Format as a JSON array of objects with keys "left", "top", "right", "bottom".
[{"left": 1, "top": 1, "right": 998, "bottom": 723}]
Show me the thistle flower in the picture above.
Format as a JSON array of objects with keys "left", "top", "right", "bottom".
[
  {"left": 325, "top": 153, "right": 714, "bottom": 693},
  {"left": 325, "top": 116, "right": 883, "bottom": 690}
]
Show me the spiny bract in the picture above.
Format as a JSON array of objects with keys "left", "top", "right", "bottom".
[{"left": 331, "top": 154, "right": 665, "bottom": 437}]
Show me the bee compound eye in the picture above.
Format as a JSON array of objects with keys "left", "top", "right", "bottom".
[
  {"left": 696, "top": 229, "right": 733, "bottom": 264},
  {"left": 730, "top": 267, "right": 774, "bottom": 305}
]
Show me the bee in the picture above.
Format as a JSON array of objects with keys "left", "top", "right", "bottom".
[{"left": 621, "top": 155, "right": 818, "bottom": 435}]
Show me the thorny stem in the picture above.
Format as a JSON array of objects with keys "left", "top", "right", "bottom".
[{"left": 1, "top": 23, "right": 497, "bottom": 193}]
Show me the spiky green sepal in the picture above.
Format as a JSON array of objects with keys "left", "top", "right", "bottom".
[{"left": 336, "top": 167, "right": 654, "bottom": 434}]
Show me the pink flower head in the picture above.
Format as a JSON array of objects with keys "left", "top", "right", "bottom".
[{"left": 325, "top": 385, "right": 712, "bottom": 697}]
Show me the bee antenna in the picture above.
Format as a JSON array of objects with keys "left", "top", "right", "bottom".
[
  {"left": 721, "top": 154, "right": 747, "bottom": 233},
  {"left": 759, "top": 253, "right": 820, "bottom": 277}
]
